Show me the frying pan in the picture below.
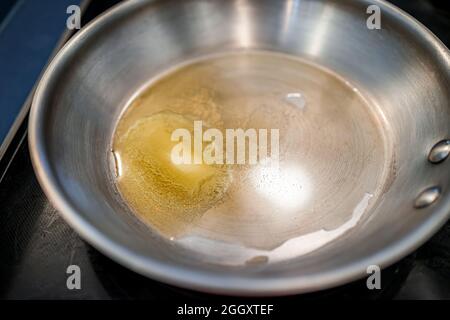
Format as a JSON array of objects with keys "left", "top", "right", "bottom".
[{"left": 29, "top": 0, "right": 450, "bottom": 295}]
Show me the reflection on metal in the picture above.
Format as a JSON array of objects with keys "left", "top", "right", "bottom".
[
  {"left": 428, "top": 140, "right": 450, "bottom": 164},
  {"left": 414, "top": 186, "right": 441, "bottom": 209}
]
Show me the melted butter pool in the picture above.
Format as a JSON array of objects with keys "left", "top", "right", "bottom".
[
  {"left": 112, "top": 51, "right": 391, "bottom": 263},
  {"left": 113, "top": 111, "right": 232, "bottom": 236}
]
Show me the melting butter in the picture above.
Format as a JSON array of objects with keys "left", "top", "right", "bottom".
[{"left": 113, "top": 111, "right": 231, "bottom": 237}]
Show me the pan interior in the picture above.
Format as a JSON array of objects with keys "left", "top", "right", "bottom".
[{"left": 112, "top": 51, "right": 392, "bottom": 265}]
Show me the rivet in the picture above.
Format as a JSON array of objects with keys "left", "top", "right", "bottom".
[
  {"left": 428, "top": 140, "right": 450, "bottom": 164},
  {"left": 414, "top": 186, "right": 441, "bottom": 209}
]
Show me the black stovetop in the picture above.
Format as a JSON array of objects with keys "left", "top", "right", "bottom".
[{"left": 0, "top": 0, "right": 449, "bottom": 300}]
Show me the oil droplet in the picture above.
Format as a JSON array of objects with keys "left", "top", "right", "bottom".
[
  {"left": 285, "top": 92, "right": 306, "bottom": 109},
  {"left": 245, "top": 255, "right": 269, "bottom": 265}
]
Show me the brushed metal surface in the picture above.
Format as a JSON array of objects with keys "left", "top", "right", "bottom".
[{"left": 29, "top": 0, "right": 450, "bottom": 295}]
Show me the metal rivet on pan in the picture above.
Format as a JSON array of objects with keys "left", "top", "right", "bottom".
[
  {"left": 414, "top": 186, "right": 441, "bottom": 209},
  {"left": 428, "top": 140, "right": 450, "bottom": 164}
]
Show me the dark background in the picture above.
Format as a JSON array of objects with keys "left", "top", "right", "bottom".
[{"left": 0, "top": 0, "right": 449, "bottom": 300}]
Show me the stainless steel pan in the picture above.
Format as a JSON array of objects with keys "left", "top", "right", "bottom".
[{"left": 29, "top": 0, "right": 450, "bottom": 295}]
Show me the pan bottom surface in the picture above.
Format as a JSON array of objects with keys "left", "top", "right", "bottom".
[{"left": 112, "top": 51, "right": 392, "bottom": 266}]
